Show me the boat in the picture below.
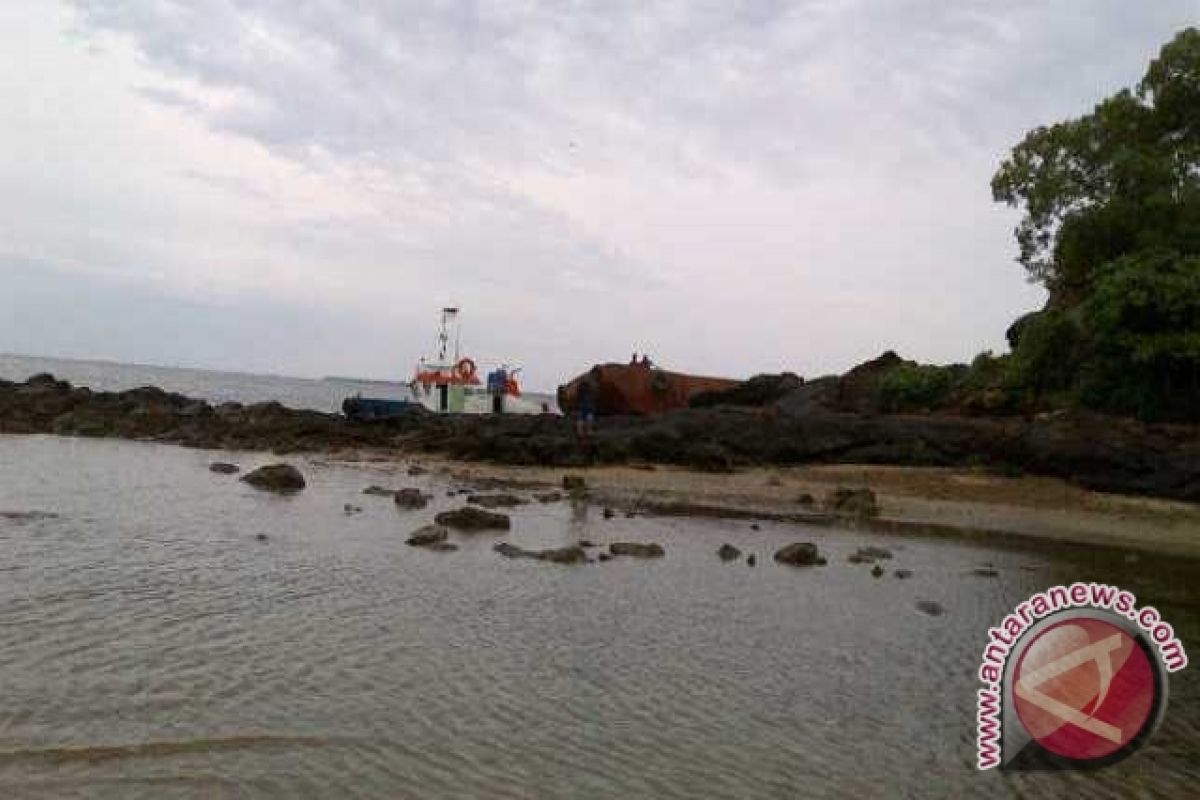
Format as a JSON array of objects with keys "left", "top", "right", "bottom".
[{"left": 406, "top": 308, "right": 546, "bottom": 415}]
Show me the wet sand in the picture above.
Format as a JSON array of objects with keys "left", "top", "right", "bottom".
[{"left": 339, "top": 454, "right": 1200, "bottom": 559}]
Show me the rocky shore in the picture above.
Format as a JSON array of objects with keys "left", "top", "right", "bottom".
[{"left": 2, "top": 371, "right": 1198, "bottom": 503}]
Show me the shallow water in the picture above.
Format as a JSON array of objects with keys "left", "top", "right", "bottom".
[{"left": 0, "top": 434, "right": 1197, "bottom": 799}]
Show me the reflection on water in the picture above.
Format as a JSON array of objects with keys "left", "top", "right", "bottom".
[{"left": 0, "top": 435, "right": 1196, "bottom": 799}]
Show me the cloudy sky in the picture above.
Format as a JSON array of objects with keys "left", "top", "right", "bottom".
[{"left": 2, "top": 2, "right": 1196, "bottom": 389}]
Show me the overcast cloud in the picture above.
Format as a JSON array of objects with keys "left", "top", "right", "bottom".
[{"left": 2, "top": 2, "right": 1197, "bottom": 388}]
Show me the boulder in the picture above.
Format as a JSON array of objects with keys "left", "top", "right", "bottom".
[
  {"left": 393, "top": 488, "right": 431, "bottom": 509},
  {"left": 467, "top": 493, "right": 528, "bottom": 508},
  {"left": 241, "top": 464, "right": 305, "bottom": 492},
  {"left": 774, "top": 542, "right": 826, "bottom": 566},
  {"left": 717, "top": 543, "right": 742, "bottom": 562},
  {"left": 435, "top": 506, "right": 512, "bottom": 531},
  {"left": 407, "top": 525, "right": 449, "bottom": 547},
  {"left": 609, "top": 542, "right": 665, "bottom": 558},
  {"left": 209, "top": 462, "right": 239, "bottom": 474},
  {"left": 824, "top": 487, "right": 879, "bottom": 518}
]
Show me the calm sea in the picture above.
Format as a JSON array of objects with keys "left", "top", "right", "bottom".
[{"left": 0, "top": 357, "right": 1196, "bottom": 798}]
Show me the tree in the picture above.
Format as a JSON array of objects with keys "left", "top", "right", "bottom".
[{"left": 992, "top": 28, "right": 1200, "bottom": 301}]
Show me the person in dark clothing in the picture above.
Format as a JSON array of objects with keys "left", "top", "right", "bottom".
[{"left": 575, "top": 378, "right": 596, "bottom": 440}]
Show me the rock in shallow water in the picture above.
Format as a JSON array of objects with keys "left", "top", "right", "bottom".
[
  {"left": 609, "top": 542, "right": 665, "bottom": 558},
  {"left": 209, "top": 462, "right": 239, "bottom": 474},
  {"left": 467, "top": 493, "right": 527, "bottom": 508},
  {"left": 916, "top": 600, "right": 944, "bottom": 616},
  {"left": 407, "top": 525, "right": 449, "bottom": 547},
  {"left": 435, "top": 506, "right": 512, "bottom": 531},
  {"left": 241, "top": 463, "right": 305, "bottom": 492},
  {"left": 393, "top": 488, "right": 431, "bottom": 509},
  {"left": 717, "top": 543, "right": 742, "bottom": 562},
  {"left": 494, "top": 542, "right": 586, "bottom": 564},
  {"left": 774, "top": 542, "right": 826, "bottom": 566}
]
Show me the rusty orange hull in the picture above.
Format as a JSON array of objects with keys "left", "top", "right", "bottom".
[{"left": 558, "top": 364, "right": 738, "bottom": 416}]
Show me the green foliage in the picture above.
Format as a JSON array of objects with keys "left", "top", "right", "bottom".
[
  {"left": 876, "top": 364, "right": 962, "bottom": 412},
  {"left": 992, "top": 28, "right": 1200, "bottom": 297},
  {"left": 992, "top": 28, "right": 1200, "bottom": 423},
  {"left": 1079, "top": 250, "right": 1200, "bottom": 420}
]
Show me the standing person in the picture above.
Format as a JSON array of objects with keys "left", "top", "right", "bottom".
[{"left": 575, "top": 377, "right": 596, "bottom": 442}]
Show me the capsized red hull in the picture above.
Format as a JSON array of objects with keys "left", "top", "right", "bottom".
[{"left": 557, "top": 364, "right": 739, "bottom": 416}]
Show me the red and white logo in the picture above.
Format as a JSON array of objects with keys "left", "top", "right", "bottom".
[{"left": 1012, "top": 617, "right": 1157, "bottom": 762}]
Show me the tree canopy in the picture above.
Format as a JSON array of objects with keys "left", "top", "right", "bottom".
[{"left": 992, "top": 27, "right": 1200, "bottom": 300}]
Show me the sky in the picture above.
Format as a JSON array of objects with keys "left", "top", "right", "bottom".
[{"left": 2, "top": 2, "right": 1197, "bottom": 390}]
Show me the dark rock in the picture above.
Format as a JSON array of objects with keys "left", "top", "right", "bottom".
[
  {"left": 848, "top": 545, "right": 894, "bottom": 563},
  {"left": 824, "top": 487, "right": 879, "bottom": 518},
  {"left": 209, "top": 462, "right": 240, "bottom": 474},
  {"left": 428, "top": 541, "right": 459, "bottom": 552},
  {"left": 255, "top": 533, "right": 269, "bottom": 542},
  {"left": 916, "top": 600, "right": 945, "bottom": 617},
  {"left": 971, "top": 567, "right": 1000, "bottom": 578},
  {"left": 871, "top": 564, "right": 885, "bottom": 578},
  {"left": 598, "top": 552, "right": 613, "bottom": 562},
  {"left": 494, "top": 542, "right": 586, "bottom": 564},
  {"left": 435, "top": 506, "right": 512, "bottom": 531},
  {"left": 717, "top": 543, "right": 742, "bottom": 562},
  {"left": 689, "top": 372, "right": 803, "bottom": 408},
  {"left": 685, "top": 442, "right": 734, "bottom": 472},
  {"left": 603, "top": 507, "right": 615, "bottom": 519},
  {"left": 562, "top": 475, "right": 587, "bottom": 490},
  {"left": 894, "top": 569, "right": 914, "bottom": 579},
  {"left": 796, "top": 493, "right": 815, "bottom": 507},
  {"left": 407, "top": 464, "right": 429, "bottom": 476},
  {"left": 467, "top": 493, "right": 528, "bottom": 508},
  {"left": 750, "top": 523, "right": 760, "bottom": 531},
  {"left": 609, "top": 542, "right": 665, "bottom": 558},
  {"left": 241, "top": 463, "right": 306, "bottom": 492},
  {"left": 406, "top": 524, "right": 449, "bottom": 547},
  {"left": 747, "top": 554, "right": 757, "bottom": 566},
  {"left": 774, "top": 542, "right": 826, "bottom": 566},
  {"left": 393, "top": 488, "right": 431, "bottom": 509},
  {"left": 579, "top": 539, "right": 597, "bottom": 548},
  {"left": 535, "top": 491, "right": 565, "bottom": 503},
  {"left": 343, "top": 503, "right": 362, "bottom": 515},
  {"left": 363, "top": 485, "right": 397, "bottom": 497}
]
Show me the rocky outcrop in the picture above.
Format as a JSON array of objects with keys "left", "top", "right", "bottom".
[
  {"left": 435, "top": 506, "right": 512, "bottom": 531},
  {"left": 774, "top": 542, "right": 826, "bottom": 566},
  {"left": 241, "top": 464, "right": 305, "bottom": 492},
  {"left": 690, "top": 373, "right": 803, "bottom": 408},
  {"left": 609, "top": 542, "right": 665, "bottom": 558},
  {"left": 4, "top": 373, "right": 1200, "bottom": 503}
]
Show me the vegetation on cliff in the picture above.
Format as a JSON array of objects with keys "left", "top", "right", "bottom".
[{"left": 985, "top": 27, "right": 1200, "bottom": 422}]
